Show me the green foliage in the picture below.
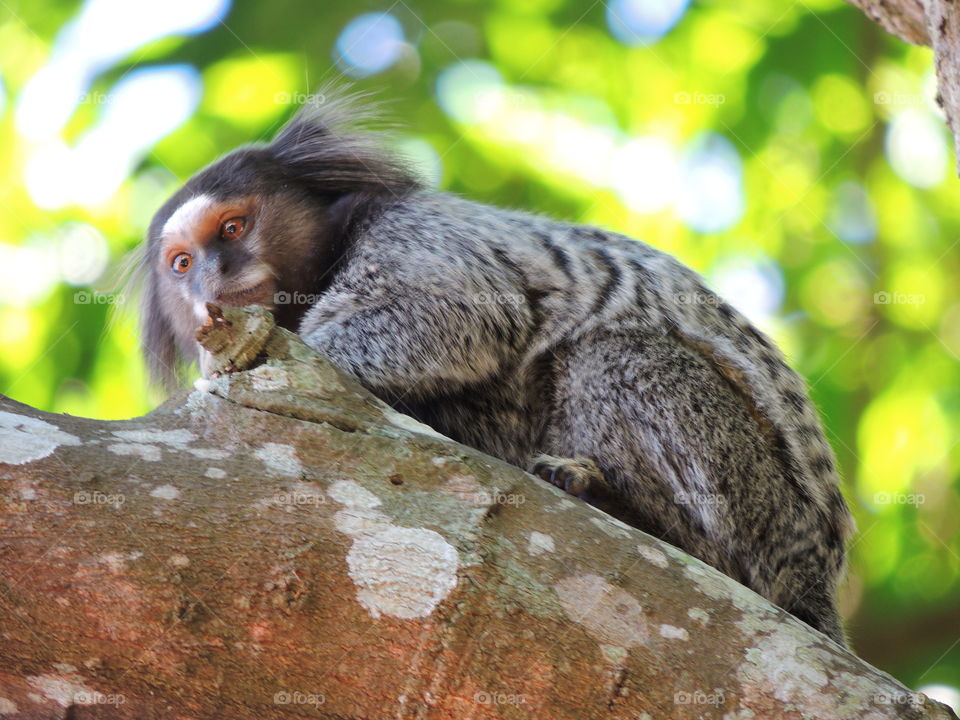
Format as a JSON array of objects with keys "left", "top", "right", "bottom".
[{"left": 0, "top": 0, "right": 957, "bottom": 695}]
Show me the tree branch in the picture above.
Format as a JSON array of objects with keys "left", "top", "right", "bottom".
[
  {"left": 0, "top": 308, "right": 955, "bottom": 719},
  {"left": 845, "top": 0, "right": 960, "bottom": 172},
  {"left": 845, "top": 0, "right": 929, "bottom": 45}
]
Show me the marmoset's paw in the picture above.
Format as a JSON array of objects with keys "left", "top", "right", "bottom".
[{"left": 529, "top": 454, "right": 605, "bottom": 497}]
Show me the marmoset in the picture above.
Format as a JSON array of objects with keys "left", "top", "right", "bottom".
[{"left": 141, "top": 93, "right": 855, "bottom": 645}]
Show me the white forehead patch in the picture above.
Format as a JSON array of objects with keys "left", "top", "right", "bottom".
[{"left": 163, "top": 194, "right": 216, "bottom": 238}]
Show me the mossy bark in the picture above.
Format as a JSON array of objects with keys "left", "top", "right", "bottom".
[{"left": 0, "top": 319, "right": 955, "bottom": 719}]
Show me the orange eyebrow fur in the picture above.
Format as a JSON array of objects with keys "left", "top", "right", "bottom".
[{"left": 159, "top": 198, "right": 255, "bottom": 264}]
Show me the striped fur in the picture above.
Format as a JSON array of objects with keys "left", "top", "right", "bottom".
[
  {"left": 298, "top": 192, "right": 855, "bottom": 644},
  {"left": 145, "top": 95, "right": 855, "bottom": 645}
]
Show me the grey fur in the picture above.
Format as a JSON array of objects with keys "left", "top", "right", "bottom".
[{"left": 143, "top": 93, "right": 855, "bottom": 645}]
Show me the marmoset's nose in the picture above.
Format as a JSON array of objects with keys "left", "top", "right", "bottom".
[{"left": 189, "top": 251, "right": 222, "bottom": 299}]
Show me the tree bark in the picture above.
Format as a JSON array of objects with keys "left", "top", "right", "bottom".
[
  {"left": 0, "top": 311, "right": 956, "bottom": 719},
  {"left": 845, "top": 0, "right": 960, "bottom": 172}
]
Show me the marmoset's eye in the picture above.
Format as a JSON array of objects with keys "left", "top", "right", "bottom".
[
  {"left": 171, "top": 253, "right": 192, "bottom": 274},
  {"left": 220, "top": 217, "right": 247, "bottom": 240}
]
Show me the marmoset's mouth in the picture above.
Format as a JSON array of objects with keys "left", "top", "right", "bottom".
[{"left": 214, "top": 281, "right": 274, "bottom": 308}]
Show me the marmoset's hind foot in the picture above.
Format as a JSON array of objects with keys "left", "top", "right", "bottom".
[{"left": 529, "top": 454, "right": 605, "bottom": 497}]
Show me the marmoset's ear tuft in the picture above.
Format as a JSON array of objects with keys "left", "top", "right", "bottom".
[{"left": 268, "top": 85, "right": 421, "bottom": 197}]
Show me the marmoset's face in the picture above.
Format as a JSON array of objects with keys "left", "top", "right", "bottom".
[
  {"left": 140, "top": 98, "right": 421, "bottom": 388},
  {"left": 145, "top": 149, "right": 329, "bottom": 361},
  {"left": 154, "top": 192, "right": 276, "bottom": 324}
]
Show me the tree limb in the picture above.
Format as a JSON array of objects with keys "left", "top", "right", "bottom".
[
  {"left": 845, "top": 0, "right": 929, "bottom": 45},
  {"left": 0, "top": 308, "right": 955, "bottom": 719},
  {"left": 846, "top": 0, "right": 960, "bottom": 172}
]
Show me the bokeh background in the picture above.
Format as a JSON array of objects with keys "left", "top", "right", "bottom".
[{"left": 0, "top": 0, "right": 958, "bottom": 703}]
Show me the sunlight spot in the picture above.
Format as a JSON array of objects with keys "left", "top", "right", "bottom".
[
  {"left": 436, "top": 60, "right": 504, "bottom": 124},
  {"left": 58, "top": 224, "right": 109, "bottom": 286},
  {"left": 611, "top": 136, "right": 679, "bottom": 213},
  {"left": 885, "top": 109, "right": 947, "bottom": 189},
  {"left": 710, "top": 257, "right": 784, "bottom": 327},
  {"left": 827, "top": 181, "right": 876, "bottom": 244},
  {"left": 675, "top": 133, "right": 743, "bottom": 233},
  {"left": 396, "top": 137, "right": 442, "bottom": 189},
  {"left": 607, "top": 0, "right": 690, "bottom": 45},
  {"left": 918, "top": 685, "right": 960, "bottom": 715},
  {"left": 25, "top": 66, "right": 200, "bottom": 209},
  {"left": 15, "top": 0, "right": 228, "bottom": 140},
  {"left": 335, "top": 13, "right": 405, "bottom": 77},
  {"left": 0, "top": 243, "right": 59, "bottom": 307}
]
